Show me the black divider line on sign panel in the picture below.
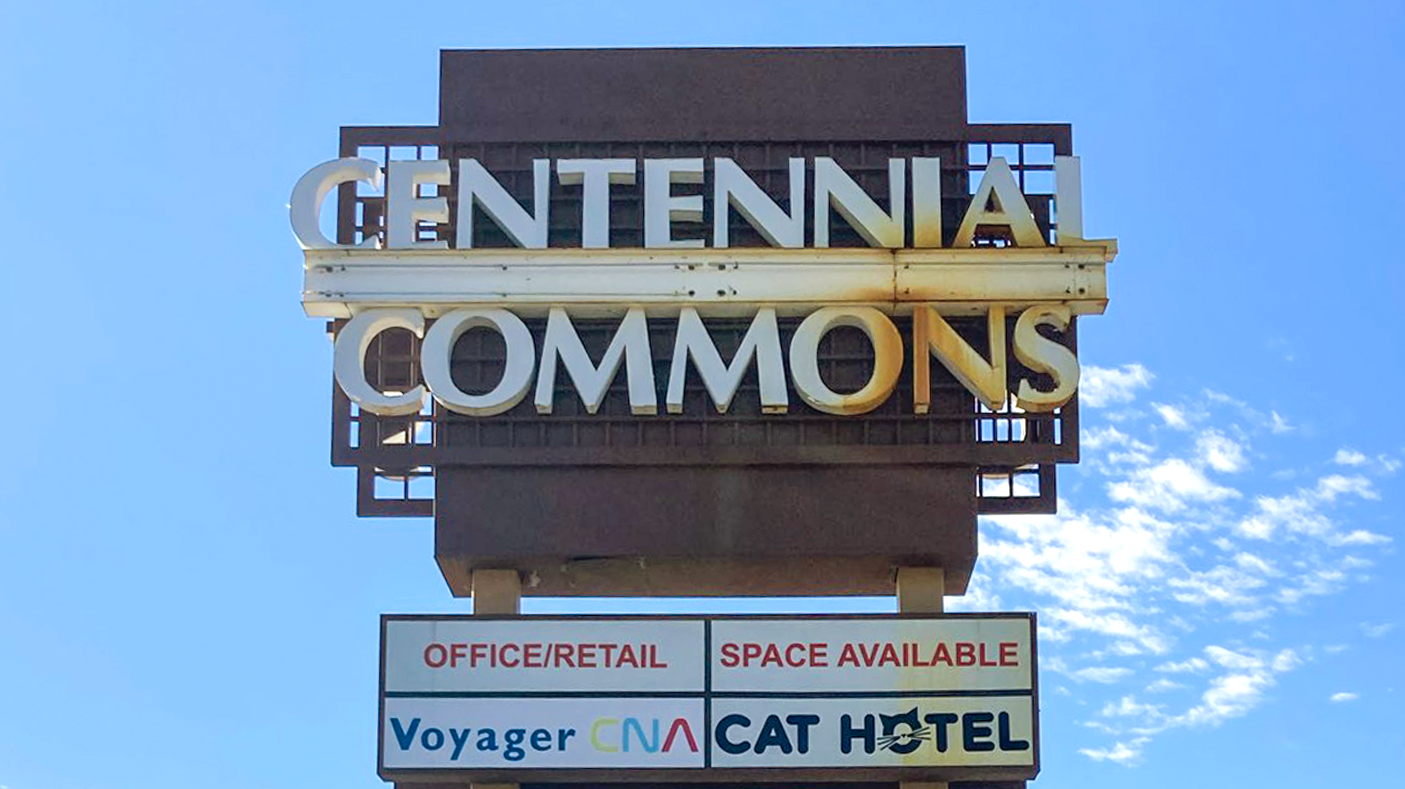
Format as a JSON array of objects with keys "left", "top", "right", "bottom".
[
  {"left": 383, "top": 690, "right": 1033, "bottom": 699},
  {"left": 704, "top": 619, "right": 712, "bottom": 768}
]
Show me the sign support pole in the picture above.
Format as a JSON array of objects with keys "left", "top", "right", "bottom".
[
  {"left": 898, "top": 566, "right": 948, "bottom": 789},
  {"left": 897, "top": 566, "right": 946, "bottom": 615},
  {"left": 475, "top": 571, "right": 520, "bottom": 789},
  {"left": 391, "top": 574, "right": 524, "bottom": 789},
  {"left": 470, "top": 569, "right": 522, "bottom": 615}
]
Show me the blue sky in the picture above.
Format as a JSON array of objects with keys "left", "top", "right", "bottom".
[{"left": 1, "top": 1, "right": 1402, "bottom": 788}]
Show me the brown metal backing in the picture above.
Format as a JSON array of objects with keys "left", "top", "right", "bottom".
[
  {"left": 321, "top": 48, "right": 1083, "bottom": 597},
  {"left": 439, "top": 47, "right": 968, "bottom": 144}
]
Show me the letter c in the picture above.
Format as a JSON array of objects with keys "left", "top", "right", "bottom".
[
  {"left": 591, "top": 718, "right": 619, "bottom": 752},
  {"left": 289, "top": 157, "right": 382, "bottom": 250},
  {"left": 332, "top": 308, "right": 425, "bottom": 416},
  {"left": 715, "top": 713, "right": 752, "bottom": 755}
]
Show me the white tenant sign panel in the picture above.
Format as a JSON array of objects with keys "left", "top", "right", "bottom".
[{"left": 379, "top": 614, "right": 1038, "bottom": 780}]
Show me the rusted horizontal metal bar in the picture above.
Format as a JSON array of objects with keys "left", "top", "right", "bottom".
[{"left": 303, "top": 245, "right": 1114, "bottom": 319}]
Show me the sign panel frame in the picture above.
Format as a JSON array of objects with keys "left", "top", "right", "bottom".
[{"left": 379, "top": 613, "right": 1039, "bottom": 783}]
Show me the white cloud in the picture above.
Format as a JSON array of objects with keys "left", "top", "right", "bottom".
[
  {"left": 1155, "top": 657, "right": 1211, "bottom": 674},
  {"left": 1108, "top": 458, "right": 1240, "bottom": 513},
  {"left": 1101, "top": 695, "right": 1164, "bottom": 718},
  {"left": 1234, "top": 551, "right": 1276, "bottom": 575},
  {"left": 1333, "top": 530, "right": 1390, "bottom": 546},
  {"left": 1317, "top": 474, "right": 1380, "bottom": 501},
  {"left": 982, "top": 506, "right": 1178, "bottom": 654},
  {"left": 1080, "top": 737, "right": 1150, "bottom": 766},
  {"left": 1276, "top": 568, "right": 1347, "bottom": 605},
  {"left": 1197, "top": 430, "right": 1248, "bottom": 473},
  {"left": 1270, "top": 411, "right": 1293, "bottom": 434},
  {"left": 1153, "top": 403, "right": 1191, "bottom": 430},
  {"left": 1081, "top": 364, "right": 1154, "bottom": 407},
  {"left": 1339, "top": 555, "right": 1373, "bottom": 571},
  {"left": 1334, "top": 448, "right": 1368, "bottom": 466},
  {"left": 942, "top": 564, "right": 1006, "bottom": 612},
  {"left": 1171, "top": 647, "right": 1299, "bottom": 728},
  {"left": 1361, "top": 622, "right": 1395, "bottom": 638},
  {"left": 1168, "top": 565, "right": 1265, "bottom": 607},
  {"left": 1074, "top": 666, "right": 1136, "bottom": 684},
  {"left": 973, "top": 374, "right": 1392, "bottom": 766},
  {"left": 1238, "top": 472, "right": 1384, "bottom": 543},
  {"left": 1084, "top": 425, "right": 1155, "bottom": 466},
  {"left": 1329, "top": 692, "right": 1359, "bottom": 703},
  {"left": 1228, "top": 607, "right": 1275, "bottom": 622}
]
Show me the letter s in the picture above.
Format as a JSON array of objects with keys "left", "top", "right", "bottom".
[{"left": 1013, "top": 305, "right": 1079, "bottom": 412}]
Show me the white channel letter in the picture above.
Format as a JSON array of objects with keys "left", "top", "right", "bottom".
[
  {"left": 456, "top": 159, "right": 550, "bottom": 249},
  {"left": 557, "top": 159, "right": 636, "bottom": 249},
  {"left": 1054, "top": 155, "right": 1084, "bottom": 242},
  {"left": 788, "top": 306, "right": 903, "bottom": 416},
  {"left": 913, "top": 305, "right": 1008, "bottom": 413},
  {"left": 386, "top": 160, "right": 450, "bottom": 250},
  {"left": 420, "top": 308, "right": 536, "bottom": 417},
  {"left": 667, "top": 307, "right": 787, "bottom": 414},
  {"left": 953, "top": 156, "right": 1046, "bottom": 248},
  {"left": 713, "top": 157, "right": 805, "bottom": 248},
  {"left": 332, "top": 308, "right": 425, "bottom": 416},
  {"left": 911, "top": 157, "right": 943, "bottom": 248},
  {"left": 813, "top": 157, "right": 905, "bottom": 248},
  {"left": 644, "top": 158, "right": 705, "bottom": 249},
  {"left": 534, "top": 307, "right": 657, "bottom": 415},
  {"left": 288, "top": 157, "right": 382, "bottom": 250},
  {"left": 1013, "top": 304, "right": 1079, "bottom": 412}
]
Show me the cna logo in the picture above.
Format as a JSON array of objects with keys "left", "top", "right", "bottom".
[{"left": 589, "top": 716, "right": 699, "bottom": 754}]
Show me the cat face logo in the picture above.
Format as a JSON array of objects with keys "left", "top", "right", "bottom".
[{"left": 877, "top": 707, "right": 931, "bottom": 754}]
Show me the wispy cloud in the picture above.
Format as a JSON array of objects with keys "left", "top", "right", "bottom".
[
  {"left": 1330, "top": 692, "right": 1360, "bottom": 703},
  {"left": 1153, "top": 403, "right": 1191, "bottom": 430},
  {"left": 1197, "top": 430, "right": 1248, "bottom": 473},
  {"left": 1081, "top": 364, "right": 1154, "bottom": 408},
  {"left": 1171, "top": 648, "right": 1298, "bottom": 729},
  {"left": 970, "top": 367, "right": 1392, "bottom": 766},
  {"left": 1156, "top": 657, "right": 1210, "bottom": 674},
  {"left": 1108, "top": 458, "right": 1239, "bottom": 512},
  {"left": 1334, "top": 448, "right": 1368, "bottom": 466},
  {"left": 1238, "top": 474, "right": 1386, "bottom": 545},
  {"left": 1080, "top": 737, "right": 1150, "bottom": 766},
  {"left": 1361, "top": 622, "right": 1395, "bottom": 639},
  {"left": 1073, "top": 666, "right": 1136, "bottom": 683},
  {"left": 1077, "top": 646, "right": 1301, "bottom": 763}
]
